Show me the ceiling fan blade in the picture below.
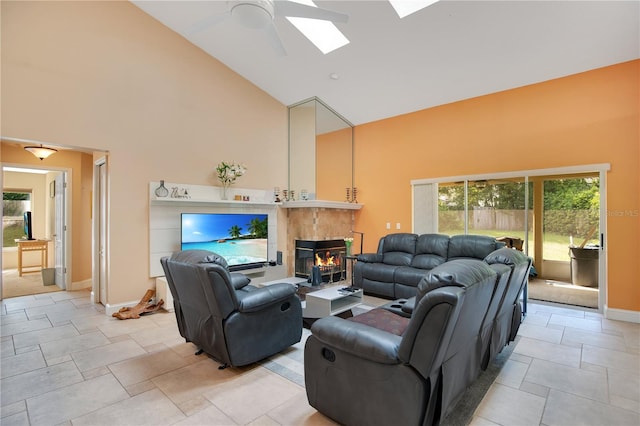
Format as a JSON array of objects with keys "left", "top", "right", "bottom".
[
  {"left": 265, "top": 21, "right": 287, "bottom": 56},
  {"left": 274, "top": 1, "right": 348, "bottom": 23},
  {"left": 184, "top": 12, "right": 230, "bottom": 35}
]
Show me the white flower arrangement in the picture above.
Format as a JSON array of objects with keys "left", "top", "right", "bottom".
[{"left": 216, "top": 161, "right": 246, "bottom": 186}]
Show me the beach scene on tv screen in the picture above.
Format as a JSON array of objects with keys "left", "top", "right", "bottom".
[{"left": 181, "top": 213, "right": 268, "bottom": 266}]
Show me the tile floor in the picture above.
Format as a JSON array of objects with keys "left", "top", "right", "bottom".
[{"left": 1, "top": 289, "right": 639, "bottom": 425}]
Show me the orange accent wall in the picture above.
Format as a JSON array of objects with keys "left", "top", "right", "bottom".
[{"left": 353, "top": 60, "right": 639, "bottom": 312}]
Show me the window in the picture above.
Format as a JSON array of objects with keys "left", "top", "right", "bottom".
[
  {"left": 3, "top": 190, "right": 32, "bottom": 248},
  {"left": 437, "top": 179, "right": 533, "bottom": 253}
]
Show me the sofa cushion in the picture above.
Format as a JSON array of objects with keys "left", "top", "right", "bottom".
[
  {"left": 447, "top": 235, "right": 501, "bottom": 260},
  {"left": 395, "top": 266, "right": 431, "bottom": 286},
  {"left": 381, "top": 233, "right": 417, "bottom": 266},
  {"left": 411, "top": 233, "right": 449, "bottom": 269}
]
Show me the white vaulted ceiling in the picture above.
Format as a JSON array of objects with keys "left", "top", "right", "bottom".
[{"left": 131, "top": 0, "right": 640, "bottom": 125}]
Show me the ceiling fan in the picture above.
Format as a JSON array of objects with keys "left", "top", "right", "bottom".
[{"left": 185, "top": 0, "right": 349, "bottom": 55}]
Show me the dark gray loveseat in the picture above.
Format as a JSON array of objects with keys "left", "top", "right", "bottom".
[{"left": 353, "top": 233, "right": 506, "bottom": 299}]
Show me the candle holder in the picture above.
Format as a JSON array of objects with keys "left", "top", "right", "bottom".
[
  {"left": 351, "top": 187, "right": 358, "bottom": 203},
  {"left": 345, "top": 187, "right": 351, "bottom": 202},
  {"left": 274, "top": 187, "right": 281, "bottom": 203}
]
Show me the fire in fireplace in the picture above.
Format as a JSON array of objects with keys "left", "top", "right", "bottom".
[{"left": 295, "top": 239, "right": 347, "bottom": 283}]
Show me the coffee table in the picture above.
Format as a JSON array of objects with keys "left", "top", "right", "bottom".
[
  {"left": 301, "top": 284, "right": 363, "bottom": 318},
  {"left": 259, "top": 277, "right": 363, "bottom": 319}
]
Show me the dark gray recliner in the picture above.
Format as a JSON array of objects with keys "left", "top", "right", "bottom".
[
  {"left": 160, "top": 250, "right": 302, "bottom": 368},
  {"left": 483, "top": 247, "right": 532, "bottom": 361},
  {"left": 304, "top": 259, "right": 498, "bottom": 426}
]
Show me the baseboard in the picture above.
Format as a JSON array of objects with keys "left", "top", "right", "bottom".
[
  {"left": 69, "top": 278, "right": 92, "bottom": 291},
  {"left": 604, "top": 305, "right": 640, "bottom": 323}
]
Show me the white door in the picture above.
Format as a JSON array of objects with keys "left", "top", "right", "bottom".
[
  {"left": 98, "top": 161, "right": 108, "bottom": 303},
  {"left": 54, "top": 173, "right": 66, "bottom": 289}
]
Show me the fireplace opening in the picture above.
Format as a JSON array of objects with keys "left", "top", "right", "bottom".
[{"left": 295, "top": 239, "right": 346, "bottom": 283}]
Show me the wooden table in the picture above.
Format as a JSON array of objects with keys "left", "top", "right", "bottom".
[{"left": 15, "top": 239, "right": 49, "bottom": 276}]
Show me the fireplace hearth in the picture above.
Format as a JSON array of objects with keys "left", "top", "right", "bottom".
[{"left": 295, "top": 239, "right": 346, "bottom": 283}]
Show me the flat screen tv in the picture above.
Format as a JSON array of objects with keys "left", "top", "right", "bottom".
[
  {"left": 181, "top": 213, "right": 268, "bottom": 271},
  {"left": 23, "top": 211, "right": 34, "bottom": 240}
]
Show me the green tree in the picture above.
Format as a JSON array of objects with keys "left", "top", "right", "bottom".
[
  {"left": 248, "top": 217, "right": 268, "bottom": 238},
  {"left": 228, "top": 225, "right": 242, "bottom": 239},
  {"left": 543, "top": 178, "right": 599, "bottom": 236}
]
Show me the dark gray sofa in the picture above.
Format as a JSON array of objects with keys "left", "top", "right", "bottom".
[
  {"left": 382, "top": 245, "right": 531, "bottom": 369},
  {"left": 353, "top": 233, "right": 506, "bottom": 299},
  {"left": 305, "top": 258, "right": 503, "bottom": 425}
]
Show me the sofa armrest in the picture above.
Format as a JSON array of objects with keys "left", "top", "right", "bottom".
[
  {"left": 357, "top": 253, "right": 383, "bottom": 263},
  {"left": 230, "top": 273, "right": 251, "bottom": 290},
  {"left": 484, "top": 247, "right": 529, "bottom": 267},
  {"left": 237, "top": 283, "right": 297, "bottom": 313},
  {"left": 310, "top": 316, "right": 402, "bottom": 364}
]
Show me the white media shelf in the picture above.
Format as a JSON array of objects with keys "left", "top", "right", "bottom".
[
  {"left": 150, "top": 181, "right": 277, "bottom": 207},
  {"left": 148, "top": 181, "right": 278, "bottom": 278}
]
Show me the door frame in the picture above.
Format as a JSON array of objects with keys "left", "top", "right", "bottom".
[
  {"left": 53, "top": 172, "right": 69, "bottom": 289},
  {"left": 412, "top": 163, "right": 610, "bottom": 312},
  {"left": 1, "top": 163, "right": 72, "bottom": 296},
  {"left": 92, "top": 157, "right": 109, "bottom": 305}
]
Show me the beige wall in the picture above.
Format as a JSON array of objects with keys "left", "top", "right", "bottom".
[{"left": 2, "top": 1, "right": 288, "bottom": 304}]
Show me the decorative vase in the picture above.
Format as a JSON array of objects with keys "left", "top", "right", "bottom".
[
  {"left": 345, "top": 240, "right": 352, "bottom": 256},
  {"left": 220, "top": 183, "right": 231, "bottom": 200},
  {"left": 155, "top": 180, "right": 169, "bottom": 198}
]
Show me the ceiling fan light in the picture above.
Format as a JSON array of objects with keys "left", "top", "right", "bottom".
[
  {"left": 24, "top": 144, "right": 58, "bottom": 160},
  {"left": 231, "top": 1, "right": 274, "bottom": 29}
]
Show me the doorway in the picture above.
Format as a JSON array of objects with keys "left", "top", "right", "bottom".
[
  {"left": 2, "top": 166, "right": 67, "bottom": 298},
  {"left": 527, "top": 174, "right": 600, "bottom": 309},
  {"left": 1, "top": 140, "right": 108, "bottom": 304}
]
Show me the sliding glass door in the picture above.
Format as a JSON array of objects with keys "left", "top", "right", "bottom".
[{"left": 437, "top": 179, "right": 533, "bottom": 254}]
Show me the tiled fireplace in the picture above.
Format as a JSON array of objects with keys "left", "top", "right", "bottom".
[
  {"left": 282, "top": 201, "right": 360, "bottom": 279},
  {"left": 295, "top": 239, "right": 346, "bottom": 283}
]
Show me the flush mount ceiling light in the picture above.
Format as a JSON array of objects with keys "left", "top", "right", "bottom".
[
  {"left": 186, "top": 0, "right": 349, "bottom": 56},
  {"left": 231, "top": 0, "right": 274, "bottom": 29},
  {"left": 24, "top": 144, "right": 58, "bottom": 160}
]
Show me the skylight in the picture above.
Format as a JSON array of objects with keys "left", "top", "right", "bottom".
[
  {"left": 388, "top": 0, "right": 439, "bottom": 18},
  {"left": 286, "top": 0, "right": 349, "bottom": 54}
]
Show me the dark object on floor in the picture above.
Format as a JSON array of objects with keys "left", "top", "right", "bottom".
[
  {"left": 161, "top": 250, "right": 302, "bottom": 368},
  {"left": 112, "top": 289, "right": 164, "bottom": 320}
]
